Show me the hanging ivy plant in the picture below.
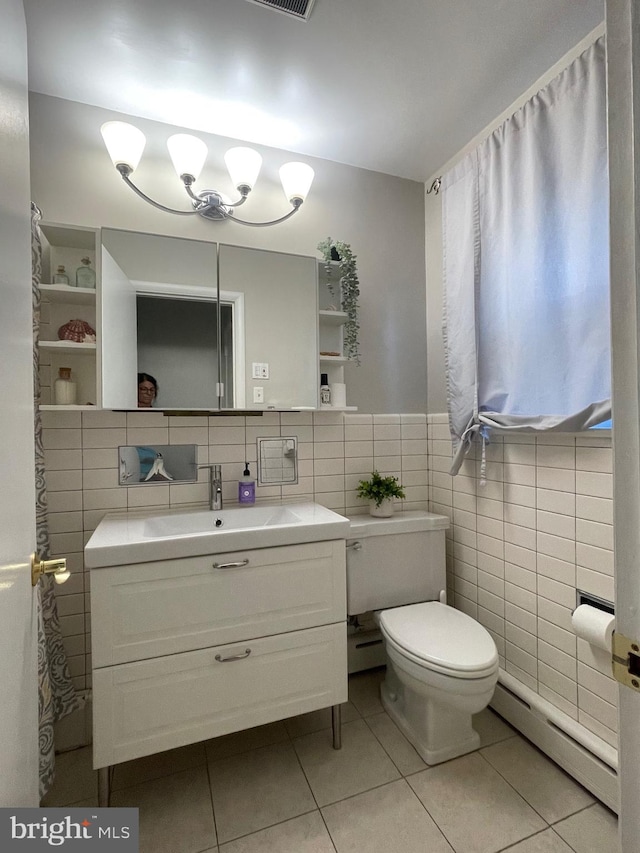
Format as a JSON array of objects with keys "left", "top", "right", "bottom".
[{"left": 317, "top": 237, "right": 361, "bottom": 365}]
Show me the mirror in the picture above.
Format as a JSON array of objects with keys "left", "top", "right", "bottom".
[
  {"left": 119, "top": 444, "right": 197, "bottom": 484},
  {"left": 218, "top": 245, "right": 318, "bottom": 410},
  {"left": 100, "top": 229, "right": 318, "bottom": 410}
]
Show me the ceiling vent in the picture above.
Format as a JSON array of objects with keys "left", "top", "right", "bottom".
[{"left": 244, "top": 0, "right": 316, "bottom": 22}]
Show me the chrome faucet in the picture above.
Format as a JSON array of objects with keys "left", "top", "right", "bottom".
[{"left": 200, "top": 464, "right": 223, "bottom": 511}]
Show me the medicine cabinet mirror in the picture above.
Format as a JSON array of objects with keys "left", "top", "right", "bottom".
[{"left": 100, "top": 228, "right": 319, "bottom": 411}]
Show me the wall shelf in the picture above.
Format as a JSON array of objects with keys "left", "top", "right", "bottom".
[
  {"left": 39, "top": 340, "right": 96, "bottom": 355},
  {"left": 319, "top": 355, "right": 350, "bottom": 365},
  {"left": 40, "top": 404, "right": 97, "bottom": 411},
  {"left": 39, "top": 284, "right": 96, "bottom": 305},
  {"left": 319, "top": 310, "right": 348, "bottom": 326}
]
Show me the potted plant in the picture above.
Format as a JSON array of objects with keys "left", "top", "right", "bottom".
[
  {"left": 317, "top": 237, "right": 361, "bottom": 364},
  {"left": 356, "top": 470, "right": 406, "bottom": 517}
]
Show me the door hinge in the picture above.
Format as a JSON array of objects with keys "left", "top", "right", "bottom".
[{"left": 612, "top": 631, "right": 640, "bottom": 691}]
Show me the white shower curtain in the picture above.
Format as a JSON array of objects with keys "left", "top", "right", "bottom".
[{"left": 442, "top": 38, "right": 611, "bottom": 474}]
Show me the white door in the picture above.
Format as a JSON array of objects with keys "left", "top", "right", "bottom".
[
  {"left": 0, "top": 0, "right": 39, "bottom": 805},
  {"left": 606, "top": 2, "right": 640, "bottom": 851}
]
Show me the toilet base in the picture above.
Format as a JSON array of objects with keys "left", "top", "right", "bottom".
[{"left": 381, "top": 662, "right": 482, "bottom": 765}]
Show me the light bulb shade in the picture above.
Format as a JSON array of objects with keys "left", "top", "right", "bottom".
[
  {"left": 279, "top": 162, "right": 314, "bottom": 204},
  {"left": 100, "top": 121, "right": 146, "bottom": 172},
  {"left": 224, "top": 147, "right": 262, "bottom": 190},
  {"left": 167, "top": 134, "right": 208, "bottom": 180}
]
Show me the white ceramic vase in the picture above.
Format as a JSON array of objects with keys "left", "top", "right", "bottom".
[{"left": 369, "top": 498, "right": 394, "bottom": 518}]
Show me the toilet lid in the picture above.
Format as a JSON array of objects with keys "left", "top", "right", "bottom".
[{"left": 379, "top": 602, "right": 498, "bottom": 675}]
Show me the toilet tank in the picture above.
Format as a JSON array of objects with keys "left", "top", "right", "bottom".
[{"left": 346, "top": 511, "right": 449, "bottom": 615}]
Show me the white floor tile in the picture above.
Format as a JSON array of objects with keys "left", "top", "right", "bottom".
[
  {"left": 408, "top": 752, "right": 546, "bottom": 853},
  {"left": 481, "top": 737, "right": 594, "bottom": 823},
  {"left": 110, "top": 765, "right": 216, "bottom": 853},
  {"left": 322, "top": 779, "right": 454, "bottom": 853},
  {"left": 553, "top": 803, "right": 620, "bottom": 853},
  {"left": 209, "top": 741, "right": 316, "bottom": 843},
  {"left": 219, "top": 811, "right": 335, "bottom": 853},
  {"left": 293, "top": 718, "right": 400, "bottom": 806}
]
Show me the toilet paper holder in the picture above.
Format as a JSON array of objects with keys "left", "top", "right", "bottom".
[
  {"left": 575, "top": 590, "right": 614, "bottom": 615},
  {"left": 575, "top": 591, "right": 640, "bottom": 693}
]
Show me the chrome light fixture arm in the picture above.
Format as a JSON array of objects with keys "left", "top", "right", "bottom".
[
  {"left": 181, "top": 175, "right": 249, "bottom": 210},
  {"left": 230, "top": 198, "right": 303, "bottom": 227},
  {"left": 118, "top": 165, "right": 200, "bottom": 216}
]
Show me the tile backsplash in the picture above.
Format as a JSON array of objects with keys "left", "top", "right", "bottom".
[
  {"left": 43, "top": 407, "right": 617, "bottom": 755},
  {"left": 427, "top": 413, "right": 617, "bottom": 749},
  {"left": 42, "top": 410, "right": 428, "bottom": 693}
]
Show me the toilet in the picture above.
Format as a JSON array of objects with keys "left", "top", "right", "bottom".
[{"left": 346, "top": 511, "right": 499, "bottom": 765}]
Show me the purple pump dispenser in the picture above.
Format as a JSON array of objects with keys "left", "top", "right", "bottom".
[{"left": 238, "top": 462, "right": 256, "bottom": 504}]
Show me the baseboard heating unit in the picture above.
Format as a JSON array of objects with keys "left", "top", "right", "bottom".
[{"left": 492, "top": 671, "right": 619, "bottom": 813}]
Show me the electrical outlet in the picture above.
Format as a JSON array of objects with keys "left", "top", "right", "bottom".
[
  {"left": 252, "top": 362, "right": 269, "bottom": 379},
  {"left": 253, "top": 386, "right": 264, "bottom": 403}
]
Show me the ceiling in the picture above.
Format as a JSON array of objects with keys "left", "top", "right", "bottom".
[{"left": 23, "top": 0, "right": 604, "bottom": 182}]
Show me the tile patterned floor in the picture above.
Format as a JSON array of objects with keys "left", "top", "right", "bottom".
[{"left": 43, "top": 668, "right": 620, "bottom": 853}]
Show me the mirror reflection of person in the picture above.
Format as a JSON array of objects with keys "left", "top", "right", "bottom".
[{"left": 138, "top": 373, "right": 158, "bottom": 408}]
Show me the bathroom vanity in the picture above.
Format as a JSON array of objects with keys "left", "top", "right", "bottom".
[{"left": 85, "top": 502, "right": 350, "bottom": 805}]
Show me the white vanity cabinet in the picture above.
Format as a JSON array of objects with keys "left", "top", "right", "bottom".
[{"left": 90, "top": 539, "right": 347, "bottom": 775}]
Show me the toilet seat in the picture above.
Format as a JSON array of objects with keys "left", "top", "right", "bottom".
[{"left": 379, "top": 602, "right": 499, "bottom": 680}]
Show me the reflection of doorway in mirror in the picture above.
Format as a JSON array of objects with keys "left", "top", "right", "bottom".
[
  {"left": 136, "top": 295, "right": 218, "bottom": 409},
  {"left": 219, "top": 291, "right": 245, "bottom": 408}
]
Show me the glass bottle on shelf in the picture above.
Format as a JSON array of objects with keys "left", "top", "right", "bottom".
[
  {"left": 75, "top": 257, "right": 96, "bottom": 289},
  {"left": 54, "top": 367, "right": 77, "bottom": 405},
  {"left": 53, "top": 265, "right": 70, "bottom": 285}
]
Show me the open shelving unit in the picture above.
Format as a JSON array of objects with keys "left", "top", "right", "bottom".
[
  {"left": 317, "top": 261, "right": 357, "bottom": 411},
  {"left": 38, "top": 222, "right": 99, "bottom": 409}
]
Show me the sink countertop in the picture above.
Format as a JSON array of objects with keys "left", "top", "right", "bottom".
[{"left": 85, "top": 501, "right": 350, "bottom": 568}]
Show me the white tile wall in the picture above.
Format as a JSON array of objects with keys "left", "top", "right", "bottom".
[
  {"left": 42, "top": 410, "right": 428, "bottom": 692},
  {"left": 427, "top": 413, "right": 617, "bottom": 747}
]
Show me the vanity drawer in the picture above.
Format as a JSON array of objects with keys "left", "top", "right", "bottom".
[
  {"left": 92, "top": 622, "right": 347, "bottom": 768},
  {"left": 91, "top": 540, "right": 346, "bottom": 667}
]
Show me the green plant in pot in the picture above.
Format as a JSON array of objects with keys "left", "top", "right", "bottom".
[
  {"left": 317, "top": 237, "right": 361, "bottom": 365},
  {"left": 356, "top": 470, "right": 406, "bottom": 517}
]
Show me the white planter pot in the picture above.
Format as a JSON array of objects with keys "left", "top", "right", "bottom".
[{"left": 369, "top": 498, "right": 394, "bottom": 518}]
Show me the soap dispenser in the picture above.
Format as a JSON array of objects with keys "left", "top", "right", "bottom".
[{"left": 238, "top": 462, "right": 256, "bottom": 505}]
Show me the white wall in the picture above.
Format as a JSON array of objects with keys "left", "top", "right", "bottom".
[{"left": 29, "top": 93, "right": 427, "bottom": 414}]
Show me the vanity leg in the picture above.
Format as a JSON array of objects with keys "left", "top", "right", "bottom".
[
  {"left": 98, "top": 766, "right": 111, "bottom": 807},
  {"left": 331, "top": 704, "right": 342, "bottom": 750}
]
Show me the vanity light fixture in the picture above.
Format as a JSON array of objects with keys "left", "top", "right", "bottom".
[{"left": 100, "top": 121, "right": 315, "bottom": 227}]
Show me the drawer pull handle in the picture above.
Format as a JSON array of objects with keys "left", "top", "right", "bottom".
[
  {"left": 215, "top": 648, "right": 251, "bottom": 663},
  {"left": 346, "top": 541, "right": 362, "bottom": 551},
  {"left": 212, "top": 559, "right": 250, "bottom": 569}
]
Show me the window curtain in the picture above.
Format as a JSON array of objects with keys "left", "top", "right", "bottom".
[
  {"left": 31, "top": 203, "right": 83, "bottom": 800},
  {"left": 442, "top": 38, "right": 611, "bottom": 475}
]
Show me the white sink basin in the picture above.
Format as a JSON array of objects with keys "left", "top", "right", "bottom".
[
  {"left": 142, "top": 505, "right": 302, "bottom": 539},
  {"left": 85, "top": 501, "right": 350, "bottom": 568}
]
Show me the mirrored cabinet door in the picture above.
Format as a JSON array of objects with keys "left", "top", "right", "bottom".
[
  {"left": 100, "top": 229, "right": 219, "bottom": 410},
  {"left": 218, "top": 244, "right": 318, "bottom": 410}
]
